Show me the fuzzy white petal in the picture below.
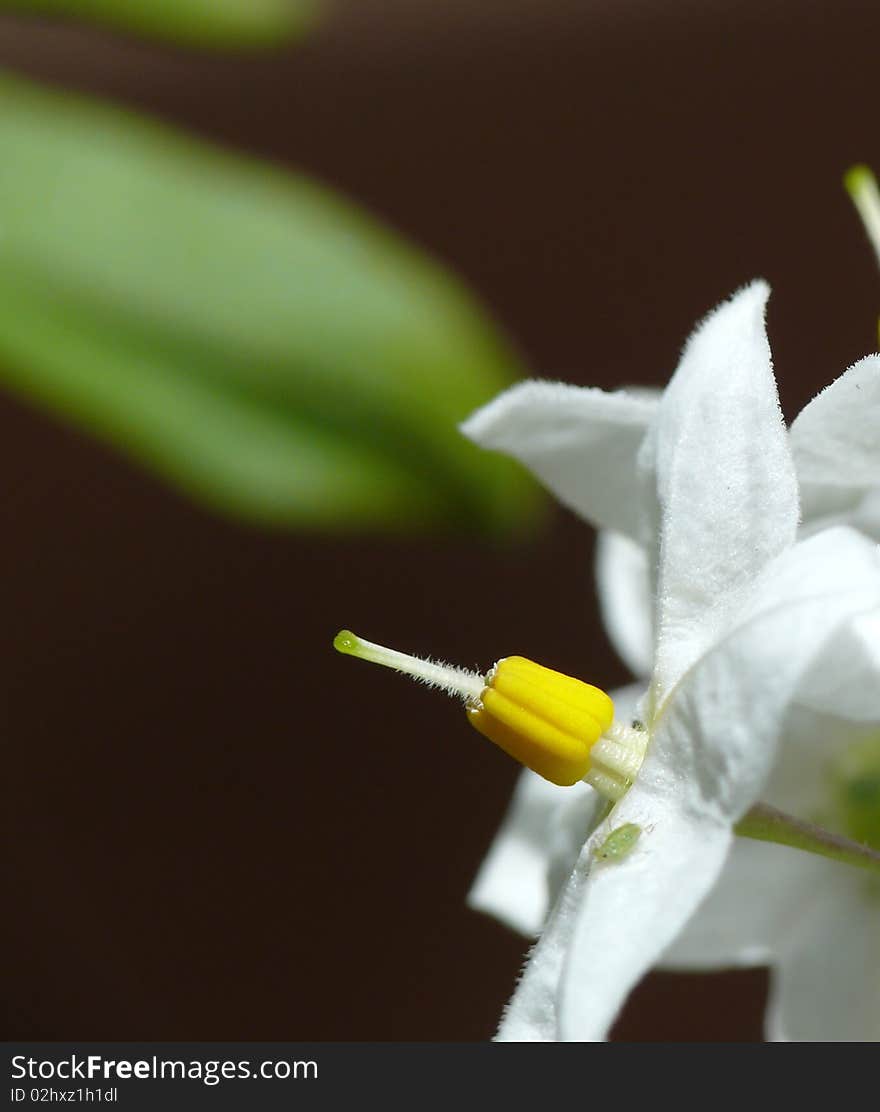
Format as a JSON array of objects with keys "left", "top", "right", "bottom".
[
  {"left": 660, "top": 837, "right": 825, "bottom": 969},
  {"left": 646, "top": 282, "right": 799, "bottom": 703},
  {"left": 559, "top": 804, "right": 730, "bottom": 1040},
  {"left": 659, "top": 529, "right": 880, "bottom": 822},
  {"left": 659, "top": 540, "right": 880, "bottom": 971},
  {"left": 762, "top": 703, "right": 878, "bottom": 818},
  {"left": 460, "top": 381, "right": 658, "bottom": 541},
  {"left": 467, "top": 771, "right": 598, "bottom": 937},
  {"left": 852, "top": 488, "right": 880, "bottom": 541},
  {"left": 797, "top": 605, "right": 880, "bottom": 723},
  {"left": 468, "top": 685, "right": 644, "bottom": 937},
  {"left": 766, "top": 870, "right": 880, "bottom": 1041},
  {"left": 496, "top": 777, "right": 731, "bottom": 1041},
  {"left": 595, "top": 531, "right": 653, "bottom": 678},
  {"left": 790, "top": 354, "right": 880, "bottom": 523}
]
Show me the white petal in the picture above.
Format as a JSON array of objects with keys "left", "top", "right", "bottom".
[
  {"left": 766, "top": 871, "right": 880, "bottom": 1041},
  {"left": 646, "top": 282, "right": 799, "bottom": 702},
  {"left": 543, "top": 789, "right": 609, "bottom": 929},
  {"left": 790, "top": 354, "right": 880, "bottom": 523},
  {"left": 460, "top": 381, "right": 658, "bottom": 541},
  {"left": 467, "top": 771, "right": 599, "bottom": 937},
  {"left": 797, "top": 605, "right": 880, "bottom": 723},
  {"left": 797, "top": 491, "right": 880, "bottom": 545},
  {"left": 496, "top": 778, "right": 732, "bottom": 1041},
  {"left": 763, "top": 703, "right": 877, "bottom": 818},
  {"left": 469, "top": 684, "right": 645, "bottom": 937},
  {"left": 595, "top": 531, "right": 654, "bottom": 678},
  {"left": 660, "top": 836, "right": 825, "bottom": 969},
  {"left": 659, "top": 529, "right": 880, "bottom": 822},
  {"left": 852, "top": 488, "right": 880, "bottom": 541}
]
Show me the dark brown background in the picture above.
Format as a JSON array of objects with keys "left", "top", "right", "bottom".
[{"left": 2, "top": 0, "right": 877, "bottom": 1040}]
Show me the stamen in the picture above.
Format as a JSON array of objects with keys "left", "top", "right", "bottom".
[
  {"left": 586, "top": 727, "right": 651, "bottom": 801},
  {"left": 333, "top": 630, "right": 647, "bottom": 795},
  {"left": 846, "top": 165, "right": 880, "bottom": 268},
  {"left": 333, "top": 629, "right": 484, "bottom": 702}
]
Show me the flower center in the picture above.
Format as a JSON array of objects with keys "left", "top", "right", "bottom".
[
  {"left": 832, "top": 732, "right": 880, "bottom": 851},
  {"left": 333, "top": 629, "right": 648, "bottom": 795}
]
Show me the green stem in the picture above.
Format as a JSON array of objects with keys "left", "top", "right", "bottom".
[{"left": 736, "top": 801, "right": 880, "bottom": 876}]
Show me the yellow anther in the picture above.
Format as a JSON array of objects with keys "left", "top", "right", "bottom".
[{"left": 468, "top": 656, "right": 614, "bottom": 786}]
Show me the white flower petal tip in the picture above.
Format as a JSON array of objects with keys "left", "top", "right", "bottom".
[
  {"left": 699, "top": 278, "right": 769, "bottom": 329},
  {"left": 667, "top": 282, "right": 774, "bottom": 421},
  {"left": 791, "top": 353, "right": 880, "bottom": 521},
  {"left": 459, "top": 380, "right": 658, "bottom": 443},
  {"left": 648, "top": 280, "right": 799, "bottom": 701},
  {"left": 666, "top": 281, "right": 771, "bottom": 391},
  {"left": 667, "top": 281, "right": 774, "bottom": 408},
  {"left": 459, "top": 380, "right": 659, "bottom": 540}
]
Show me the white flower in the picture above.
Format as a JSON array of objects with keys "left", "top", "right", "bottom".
[{"left": 462, "top": 283, "right": 880, "bottom": 1039}]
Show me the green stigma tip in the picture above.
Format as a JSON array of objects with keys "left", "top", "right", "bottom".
[
  {"left": 844, "top": 164, "right": 874, "bottom": 197},
  {"left": 333, "top": 629, "right": 359, "bottom": 655},
  {"left": 330, "top": 629, "right": 484, "bottom": 702}
]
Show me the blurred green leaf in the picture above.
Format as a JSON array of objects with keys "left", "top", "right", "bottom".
[
  {"left": 0, "top": 0, "right": 316, "bottom": 47},
  {"left": 0, "top": 73, "right": 537, "bottom": 533}
]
